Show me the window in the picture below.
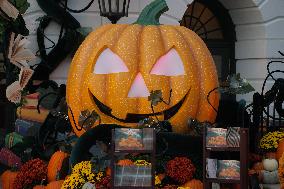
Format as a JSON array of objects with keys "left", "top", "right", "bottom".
[
  {"left": 181, "top": 1, "right": 223, "bottom": 40},
  {"left": 180, "top": 0, "right": 236, "bottom": 81}
]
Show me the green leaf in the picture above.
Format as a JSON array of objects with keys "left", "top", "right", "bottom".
[
  {"left": 233, "top": 83, "right": 255, "bottom": 94},
  {"left": 89, "top": 144, "right": 107, "bottom": 159},
  {"left": 78, "top": 109, "right": 100, "bottom": 129},
  {"left": 223, "top": 73, "right": 255, "bottom": 95},
  {"left": 148, "top": 90, "right": 163, "bottom": 106}
]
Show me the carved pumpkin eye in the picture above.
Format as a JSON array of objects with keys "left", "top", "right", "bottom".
[
  {"left": 150, "top": 48, "right": 185, "bottom": 76},
  {"left": 94, "top": 48, "right": 129, "bottom": 74}
]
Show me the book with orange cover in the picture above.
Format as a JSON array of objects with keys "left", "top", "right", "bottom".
[{"left": 16, "top": 107, "right": 49, "bottom": 123}]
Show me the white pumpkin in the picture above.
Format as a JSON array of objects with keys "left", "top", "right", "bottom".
[
  {"left": 82, "top": 182, "right": 96, "bottom": 189},
  {"left": 262, "top": 158, "right": 278, "bottom": 171},
  {"left": 261, "top": 170, "right": 280, "bottom": 184}
]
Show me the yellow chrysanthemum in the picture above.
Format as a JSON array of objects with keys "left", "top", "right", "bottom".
[
  {"left": 61, "top": 174, "right": 85, "bottom": 189},
  {"left": 155, "top": 175, "right": 161, "bottom": 185},
  {"left": 260, "top": 131, "right": 284, "bottom": 151},
  {"left": 61, "top": 161, "right": 105, "bottom": 189},
  {"left": 134, "top": 160, "right": 151, "bottom": 166}
]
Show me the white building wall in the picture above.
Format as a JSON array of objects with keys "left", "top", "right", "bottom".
[
  {"left": 24, "top": 0, "right": 284, "bottom": 103},
  {"left": 219, "top": 0, "right": 284, "bottom": 104}
]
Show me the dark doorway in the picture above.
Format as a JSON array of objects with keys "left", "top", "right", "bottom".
[{"left": 180, "top": 0, "right": 236, "bottom": 82}]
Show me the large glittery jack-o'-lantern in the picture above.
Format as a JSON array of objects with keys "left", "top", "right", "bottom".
[{"left": 66, "top": 0, "right": 219, "bottom": 136}]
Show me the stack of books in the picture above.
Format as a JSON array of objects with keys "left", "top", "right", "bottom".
[{"left": 15, "top": 93, "right": 49, "bottom": 137}]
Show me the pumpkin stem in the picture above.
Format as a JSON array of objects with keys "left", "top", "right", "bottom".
[
  {"left": 59, "top": 145, "right": 66, "bottom": 153},
  {"left": 40, "top": 179, "right": 46, "bottom": 186},
  {"left": 134, "top": 0, "right": 169, "bottom": 25}
]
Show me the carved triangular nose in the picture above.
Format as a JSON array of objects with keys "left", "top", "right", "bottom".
[{"left": 127, "top": 73, "right": 150, "bottom": 98}]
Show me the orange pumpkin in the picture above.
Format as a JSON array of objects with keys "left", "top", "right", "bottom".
[
  {"left": 66, "top": 0, "right": 219, "bottom": 136},
  {"left": 33, "top": 180, "right": 63, "bottom": 189},
  {"left": 0, "top": 170, "right": 18, "bottom": 189},
  {"left": 183, "top": 179, "right": 203, "bottom": 189},
  {"left": 117, "top": 159, "right": 134, "bottom": 166},
  {"left": 47, "top": 151, "right": 69, "bottom": 182},
  {"left": 277, "top": 139, "right": 284, "bottom": 160},
  {"left": 45, "top": 180, "right": 64, "bottom": 189}
]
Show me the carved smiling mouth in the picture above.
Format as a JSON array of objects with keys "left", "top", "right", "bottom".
[{"left": 90, "top": 90, "right": 189, "bottom": 123}]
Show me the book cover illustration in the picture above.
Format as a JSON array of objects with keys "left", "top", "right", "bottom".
[
  {"left": 217, "top": 160, "right": 240, "bottom": 179},
  {"left": 206, "top": 128, "right": 227, "bottom": 147},
  {"left": 115, "top": 128, "right": 143, "bottom": 150}
]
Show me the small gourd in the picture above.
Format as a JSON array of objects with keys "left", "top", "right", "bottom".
[
  {"left": 0, "top": 169, "right": 18, "bottom": 189},
  {"left": 82, "top": 182, "right": 96, "bottom": 189},
  {"left": 263, "top": 158, "right": 278, "bottom": 171},
  {"left": 45, "top": 180, "right": 64, "bottom": 189},
  {"left": 182, "top": 179, "right": 203, "bottom": 189},
  {"left": 261, "top": 170, "right": 280, "bottom": 184},
  {"left": 47, "top": 150, "right": 69, "bottom": 182}
]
